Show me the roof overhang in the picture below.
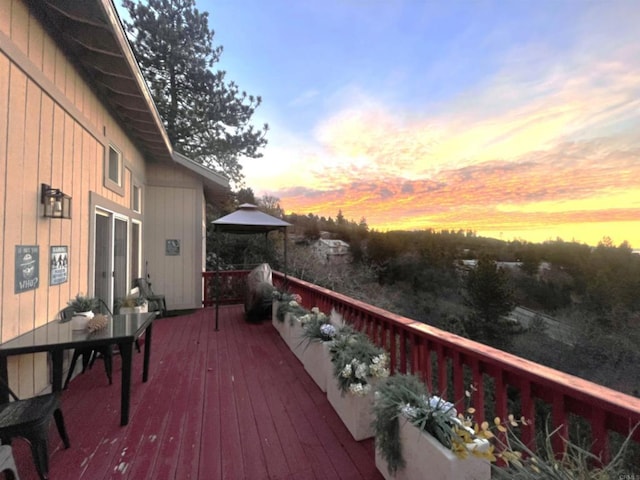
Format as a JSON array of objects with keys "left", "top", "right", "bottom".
[
  {"left": 173, "top": 152, "right": 230, "bottom": 203},
  {"left": 30, "top": 0, "right": 173, "bottom": 163}
]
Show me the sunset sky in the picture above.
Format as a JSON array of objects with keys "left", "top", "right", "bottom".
[{"left": 200, "top": 1, "right": 638, "bottom": 247}]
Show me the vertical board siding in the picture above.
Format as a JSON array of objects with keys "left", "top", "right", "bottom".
[{"left": 146, "top": 185, "right": 200, "bottom": 310}]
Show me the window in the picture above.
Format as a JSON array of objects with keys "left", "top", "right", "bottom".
[
  {"left": 132, "top": 184, "right": 142, "bottom": 213},
  {"left": 108, "top": 146, "right": 121, "bottom": 185},
  {"left": 130, "top": 221, "right": 141, "bottom": 284},
  {"left": 104, "top": 144, "right": 125, "bottom": 195}
]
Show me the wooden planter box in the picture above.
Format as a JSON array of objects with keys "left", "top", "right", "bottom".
[
  {"left": 285, "top": 317, "right": 306, "bottom": 363},
  {"left": 272, "top": 302, "right": 285, "bottom": 337},
  {"left": 302, "top": 340, "right": 332, "bottom": 392},
  {"left": 375, "top": 417, "right": 491, "bottom": 480},
  {"left": 327, "top": 376, "right": 376, "bottom": 441}
]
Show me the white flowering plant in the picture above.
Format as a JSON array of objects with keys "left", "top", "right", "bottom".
[
  {"left": 299, "top": 307, "right": 337, "bottom": 346},
  {"left": 373, "top": 375, "right": 508, "bottom": 476},
  {"left": 272, "top": 290, "right": 306, "bottom": 323},
  {"left": 329, "top": 327, "right": 389, "bottom": 397}
]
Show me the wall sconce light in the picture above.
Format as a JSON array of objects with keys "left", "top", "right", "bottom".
[{"left": 41, "top": 183, "right": 71, "bottom": 219}]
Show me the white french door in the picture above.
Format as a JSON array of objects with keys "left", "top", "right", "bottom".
[{"left": 94, "top": 209, "right": 130, "bottom": 310}]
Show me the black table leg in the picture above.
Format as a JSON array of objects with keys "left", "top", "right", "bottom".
[
  {"left": 50, "top": 349, "right": 64, "bottom": 392},
  {"left": 142, "top": 323, "right": 153, "bottom": 383},
  {"left": 119, "top": 340, "right": 134, "bottom": 426},
  {"left": 0, "top": 356, "right": 8, "bottom": 403}
]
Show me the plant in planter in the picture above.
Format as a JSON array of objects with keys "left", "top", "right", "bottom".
[
  {"left": 373, "top": 374, "right": 495, "bottom": 480},
  {"left": 299, "top": 308, "right": 336, "bottom": 391},
  {"left": 115, "top": 294, "right": 148, "bottom": 314},
  {"left": 327, "top": 326, "right": 390, "bottom": 440},
  {"left": 67, "top": 294, "right": 99, "bottom": 330}
]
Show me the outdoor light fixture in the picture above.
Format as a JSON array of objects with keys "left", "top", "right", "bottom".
[{"left": 40, "top": 183, "right": 71, "bottom": 219}]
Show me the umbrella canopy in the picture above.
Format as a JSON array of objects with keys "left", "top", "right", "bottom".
[
  {"left": 212, "top": 203, "right": 291, "bottom": 233},
  {"left": 211, "top": 204, "right": 291, "bottom": 330}
]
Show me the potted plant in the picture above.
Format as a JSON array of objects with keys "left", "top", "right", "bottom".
[
  {"left": 271, "top": 290, "right": 305, "bottom": 338},
  {"left": 116, "top": 294, "right": 148, "bottom": 314},
  {"left": 327, "top": 327, "right": 390, "bottom": 440},
  {"left": 373, "top": 374, "right": 492, "bottom": 480},
  {"left": 300, "top": 310, "right": 337, "bottom": 392},
  {"left": 68, "top": 294, "right": 99, "bottom": 330}
]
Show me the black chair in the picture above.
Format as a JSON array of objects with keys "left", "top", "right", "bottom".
[
  {"left": 134, "top": 278, "right": 167, "bottom": 317},
  {"left": 0, "top": 378, "right": 70, "bottom": 480},
  {"left": 62, "top": 299, "right": 113, "bottom": 389}
]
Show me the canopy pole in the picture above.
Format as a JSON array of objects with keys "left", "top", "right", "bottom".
[
  {"left": 215, "top": 227, "right": 220, "bottom": 331},
  {"left": 283, "top": 226, "right": 288, "bottom": 289}
]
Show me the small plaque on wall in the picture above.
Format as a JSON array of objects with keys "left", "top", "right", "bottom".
[
  {"left": 15, "top": 245, "right": 39, "bottom": 293},
  {"left": 166, "top": 239, "right": 180, "bottom": 256},
  {"left": 50, "top": 245, "right": 69, "bottom": 286}
]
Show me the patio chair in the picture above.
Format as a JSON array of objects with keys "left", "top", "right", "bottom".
[
  {"left": 134, "top": 278, "right": 167, "bottom": 317},
  {"left": 0, "top": 445, "right": 19, "bottom": 480},
  {"left": 62, "top": 299, "right": 113, "bottom": 389},
  {"left": 0, "top": 378, "right": 70, "bottom": 480}
]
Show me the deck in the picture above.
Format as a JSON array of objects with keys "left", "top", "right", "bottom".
[{"left": 10, "top": 306, "right": 382, "bottom": 479}]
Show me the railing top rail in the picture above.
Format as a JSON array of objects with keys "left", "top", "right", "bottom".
[{"left": 272, "top": 271, "right": 640, "bottom": 422}]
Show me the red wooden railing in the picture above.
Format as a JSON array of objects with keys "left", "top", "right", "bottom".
[
  {"left": 203, "top": 270, "right": 640, "bottom": 461},
  {"left": 202, "top": 270, "right": 248, "bottom": 306}
]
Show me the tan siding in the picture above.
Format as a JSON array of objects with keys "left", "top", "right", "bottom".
[
  {"left": 0, "top": 53, "right": 8, "bottom": 339},
  {"left": 145, "top": 185, "right": 200, "bottom": 309},
  {"left": 3, "top": 64, "right": 27, "bottom": 342},
  {"left": 9, "top": 0, "right": 28, "bottom": 56},
  {"left": 0, "top": 0, "right": 10, "bottom": 36},
  {"left": 27, "top": 10, "right": 44, "bottom": 70}
]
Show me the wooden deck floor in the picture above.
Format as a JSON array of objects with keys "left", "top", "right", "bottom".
[{"left": 10, "top": 306, "right": 383, "bottom": 479}]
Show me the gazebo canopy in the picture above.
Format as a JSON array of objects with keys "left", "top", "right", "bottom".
[
  {"left": 211, "top": 204, "right": 291, "bottom": 330},
  {"left": 212, "top": 203, "right": 291, "bottom": 233}
]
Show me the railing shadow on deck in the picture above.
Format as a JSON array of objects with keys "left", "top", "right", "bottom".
[{"left": 203, "top": 269, "right": 640, "bottom": 464}]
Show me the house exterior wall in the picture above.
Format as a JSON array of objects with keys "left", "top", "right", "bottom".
[
  {"left": 144, "top": 163, "right": 206, "bottom": 310},
  {"left": 0, "top": 0, "right": 149, "bottom": 396}
]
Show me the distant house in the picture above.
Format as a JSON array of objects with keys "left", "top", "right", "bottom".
[
  {"left": 0, "top": 0, "right": 228, "bottom": 395},
  {"left": 313, "top": 239, "right": 350, "bottom": 264}
]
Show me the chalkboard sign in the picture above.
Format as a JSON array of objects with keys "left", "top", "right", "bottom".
[{"left": 15, "top": 245, "right": 39, "bottom": 293}]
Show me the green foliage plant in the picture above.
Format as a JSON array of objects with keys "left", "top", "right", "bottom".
[
  {"left": 491, "top": 423, "right": 639, "bottom": 479},
  {"left": 329, "top": 327, "right": 389, "bottom": 396},
  {"left": 68, "top": 294, "right": 99, "bottom": 313},
  {"left": 272, "top": 290, "right": 307, "bottom": 323},
  {"left": 299, "top": 308, "right": 336, "bottom": 347}
]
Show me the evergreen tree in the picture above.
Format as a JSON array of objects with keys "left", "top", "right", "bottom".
[
  {"left": 464, "top": 255, "right": 516, "bottom": 344},
  {"left": 123, "top": 0, "right": 268, "bottom": 186}
]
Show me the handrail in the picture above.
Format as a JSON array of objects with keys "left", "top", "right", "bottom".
[
  {"left": 270, "top": 271, "right": 640, "bottom": 462},
  {"left": 203, "top": 270, "right": 640, "bottom": 461}
]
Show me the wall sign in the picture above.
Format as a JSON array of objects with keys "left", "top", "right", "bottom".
[
  {"left": 15, "top": 245, "right": 39, "bottom": 293},
  {"left": 50, "top": 245, "right": 69, "bottom": 285},
  {"left": 166, "top": 239, "right": 180, "bottom": 256}
]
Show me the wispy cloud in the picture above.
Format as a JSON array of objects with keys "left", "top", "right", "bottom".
[{"left": 241, "top": 0, "right": 640, "bottom": 246}]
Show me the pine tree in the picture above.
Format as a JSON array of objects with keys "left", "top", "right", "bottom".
[{"left": 123, "top": 0, "right": 268, "bottom": 186}]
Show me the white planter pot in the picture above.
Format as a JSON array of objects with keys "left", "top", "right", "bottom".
[
  {"left": 71, "top": 311, "right": 94, "bottom": 331},
  {"left": 272, "top": 302, "right": 285, "bottom": 337},
  {"left": 327, "top": 376, "right": 376, "bottom": 441},
  {"left": 285, "top": 317, "right": 306, "bottom": 362},
  {"left": 119, "top": 303, "right": 148, "bottom": 315},
  {"left": 375, "top": 418, "right": 491, "bottom": 480},
  {"left": 302, "top": 340, "right": 332, "bottom": 392}
]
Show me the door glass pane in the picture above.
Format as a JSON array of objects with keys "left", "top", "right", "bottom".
[
  {"left": 131, "top": 222, "right": 140, "bottom": 284},
  {"left": 94, "top": 213, "right": 111, "bottom": 303},
  {"left": 113, "top": 218, "right": 128, "bottom": 305}
]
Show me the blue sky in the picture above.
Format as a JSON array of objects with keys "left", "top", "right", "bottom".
[{"left": 127, "top": 1, "right": 640, "bottom": 246}]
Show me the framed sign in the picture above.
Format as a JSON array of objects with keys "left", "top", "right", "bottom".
[
  {"left": 50, "top": 245, "right": 69, "bottom": 285},
  {"left": 15, "top": 245, "right": 39, "bottom": 293},
  {"left": 166, "top": 239, "right": 180, "bottom": 256}
]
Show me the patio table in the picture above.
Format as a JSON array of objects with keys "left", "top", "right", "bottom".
[{"left": 0, "top": 312, "right": 156, "bottom": 426}]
